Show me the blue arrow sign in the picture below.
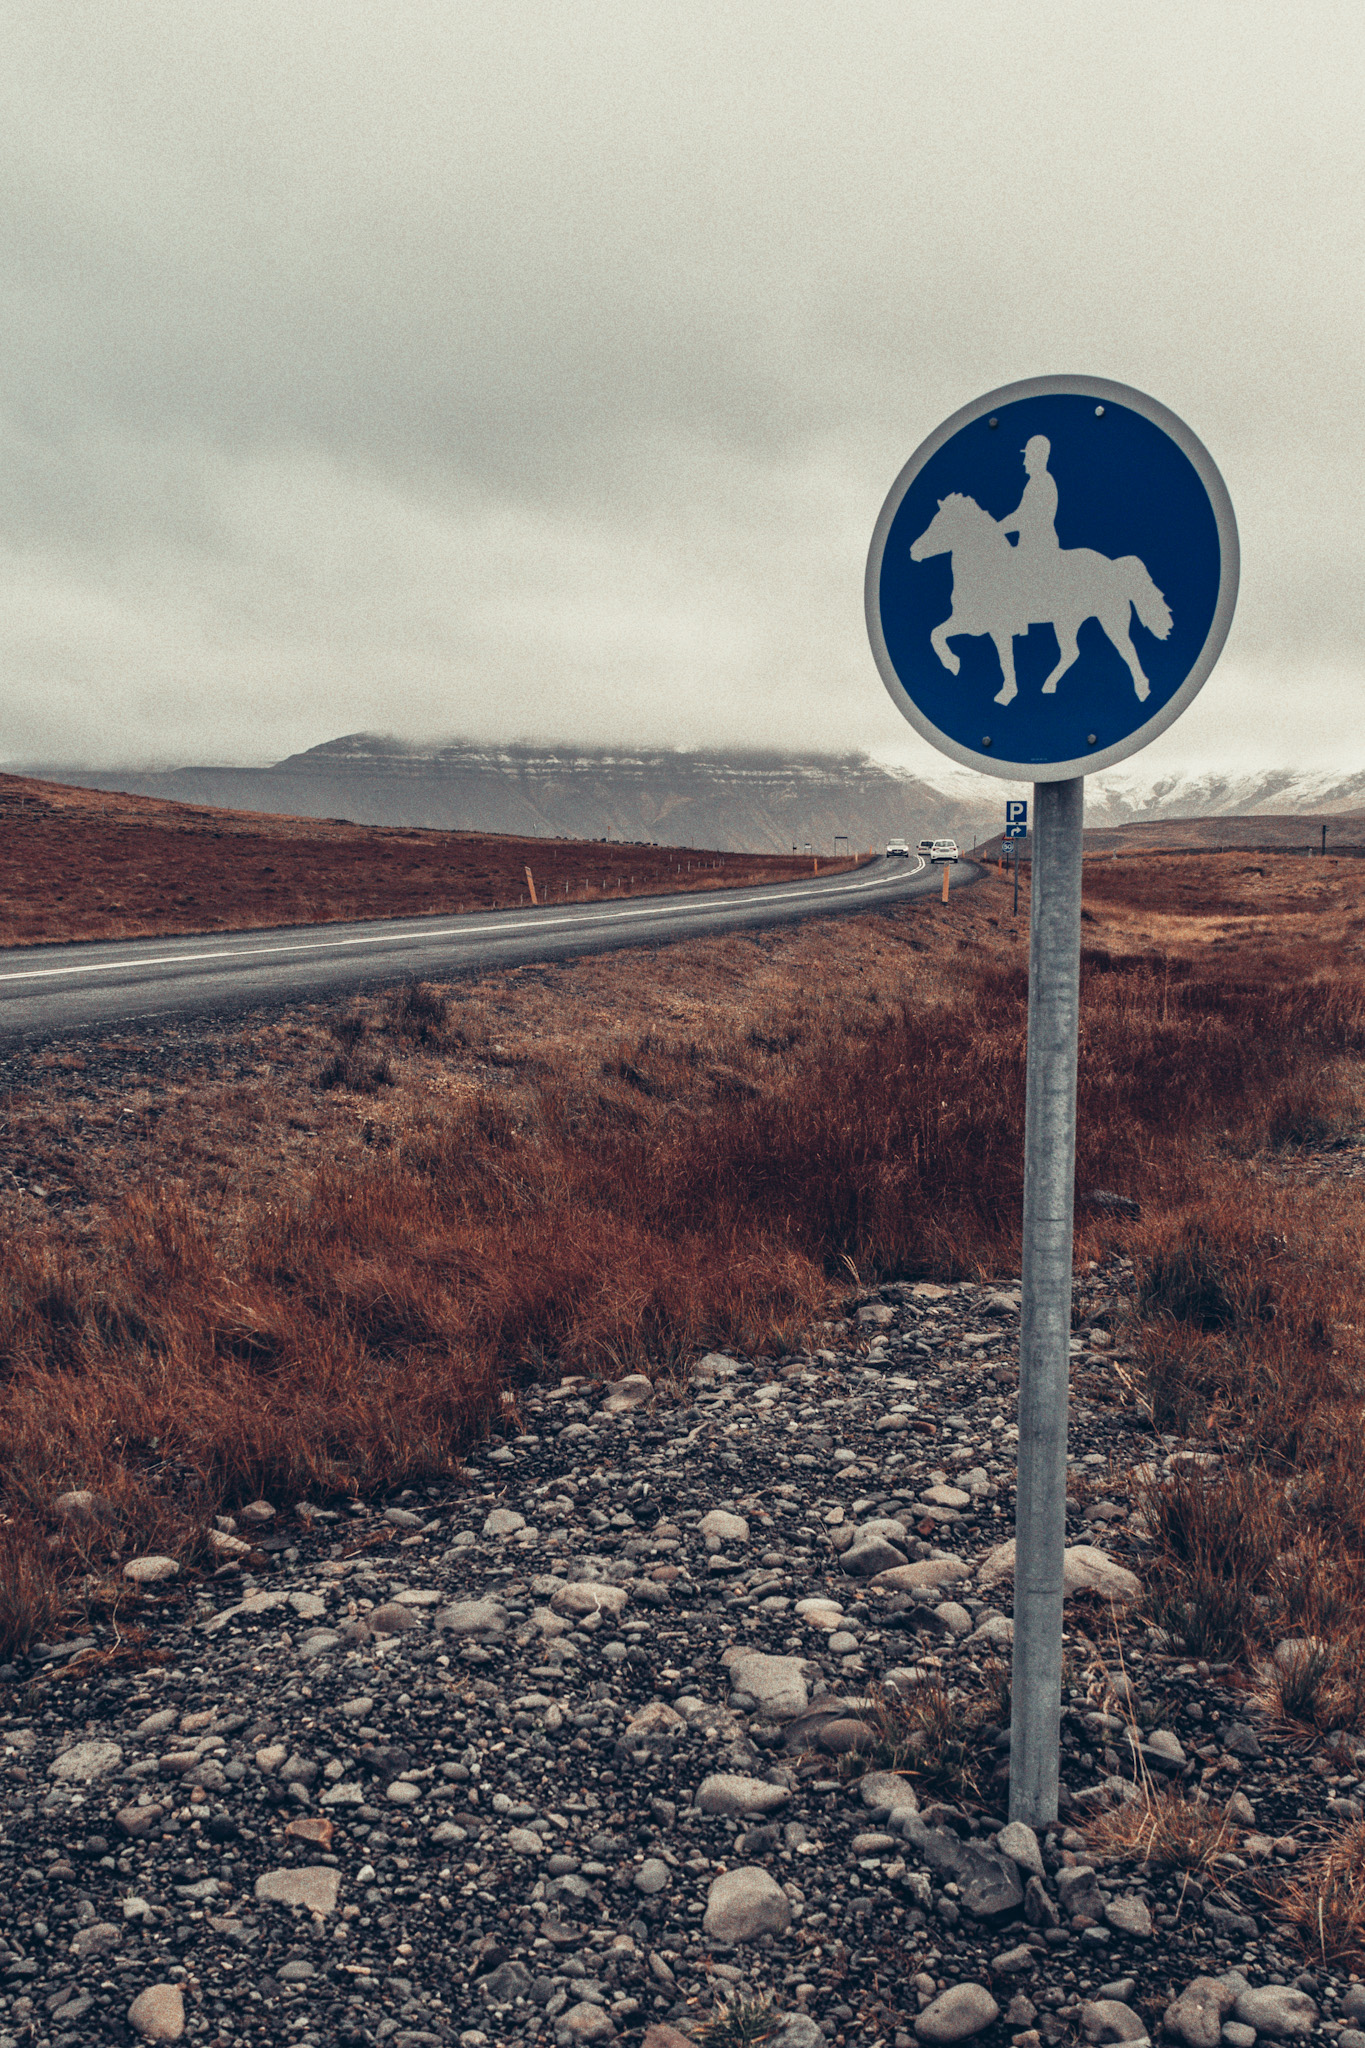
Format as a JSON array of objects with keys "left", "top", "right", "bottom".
[
  {"left": 866, "top": 376, "right": 1238, "bottom": 781},
  {"left": 1004, "top": 823, "right": 1027, "bottom": 839}
]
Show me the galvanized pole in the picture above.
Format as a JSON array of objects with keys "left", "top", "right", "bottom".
[{"left": 1009, "top": 776, "right": 1084, "bottom": 1828}]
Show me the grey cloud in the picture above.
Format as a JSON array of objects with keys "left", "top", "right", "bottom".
[{"left": 1, "top": 0, "right": 1362, "bottom": 769}]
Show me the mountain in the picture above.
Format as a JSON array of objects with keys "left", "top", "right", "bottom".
[
  {"left": 31, "top": 737, "right": 982, "bottom": 855},
  {"left": 26, "top": 736, "right": 1365, "bottom": 855}
]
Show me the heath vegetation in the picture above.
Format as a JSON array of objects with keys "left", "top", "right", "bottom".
[{"left": 1, "top": 847, "right": 1363, "bottom": 1676}]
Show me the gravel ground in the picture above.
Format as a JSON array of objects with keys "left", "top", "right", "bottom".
[{"left": 5, "top": 1262, "right": 1364, "bottom": 2048}]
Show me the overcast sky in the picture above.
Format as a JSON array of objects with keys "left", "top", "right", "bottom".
[{"left": 2, "top": 1, "right": 1361, "bottom": 777}]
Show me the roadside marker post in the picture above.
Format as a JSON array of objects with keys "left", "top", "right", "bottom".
[{"left": 866, "top": 374, "right": 1238, "bottom": 1826}]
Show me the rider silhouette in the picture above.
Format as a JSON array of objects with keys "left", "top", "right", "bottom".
[{"left": 1000, "top": 435, "right": 1059, "bottom": 566}]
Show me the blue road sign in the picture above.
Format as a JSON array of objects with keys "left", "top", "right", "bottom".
[
  {"left": 1004, "top": 823, "right": 1027, "bottom": 840},
  {"left": 1006, "top": 799, "right": 1028, "bottom": 826},
  {"left": 866, "top": 376, "right": 1238, "bottom": 781}
]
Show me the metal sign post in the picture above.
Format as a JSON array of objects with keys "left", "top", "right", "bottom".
[
  {"left": 866, "top": 374, "right": 1238, "bottom": 1825},
  {"left": 1012, "top": 777, "right": 1083, "bottom": 1822}
]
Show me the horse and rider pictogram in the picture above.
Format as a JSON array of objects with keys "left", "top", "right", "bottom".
[{"left": 909, "top": 434, "right": 1173, "bottom": 709}]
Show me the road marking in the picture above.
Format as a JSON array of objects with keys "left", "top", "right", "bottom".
[{"left": 0, "top": 859, "right": 929, "bottom": 987}]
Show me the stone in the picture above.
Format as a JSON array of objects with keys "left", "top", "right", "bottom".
[
  {"left": 116, "top": 1801, "right": 166, "bottom": 1838},
  {"left": 70, "top": 1921, "right": 122, "bottom": 1957},
  {"left": 561, "top": 2004, "right": 617, "bottom": 2041},
  {"left": 437, "top": 1597, "right": 508, "bottom": 1635},
  {"left": 1344, "top": 1990, "right": 1365, "bottom": 2023},
  {"left": 772, "top": 2021, "right": 824, "bottom": 2048},
  {"left": 963, "top": 1614, "right": 1014, "bottom": 1651},
  {"left": 479, "top": 1960, "right": 533, "bottom": 2003},
  {"left": 700, "top": 1509, "right": 750, "bottom": 1544},
  {"left": 859, "top": 1770, "right": 921, "bottom": 1819},
  {"left": 921, "top": 1485, "right": 971, "bottom": 1509},
  {"left": 285, "top": 1815, "right": 334, "bottom": 1848},
  {"left": 1024, "top": 1875, "right": 1060, "bottom": 1929},
  {"left": 49, "top": 1739, "right": 123, "bottom": 1783},
  {"left": 1204, "top": 1900, "right": 1258, "bottom": 1939},
  {"left": 817, "top": 1717, "right": 877, "bottom": 1754},
  {"left": 387, "top": 1779, "right": 422, "bottom": 1805},
  {"left": 642, "top": 2030, "right": 695, "bottom": 2048},
  {"left": 720, "top": 1648, "right": 809, "bottom": 1719},
  {"left": 976, "top": 1540, "right": 1140, "bottom": 1603},
  {"left": 850, "top": 1832, "right": 898, "bottom": 1855},
  {"left": 506, "top": 1827, "right": 544, "bottom": 1855},
  {"left": 1230, "top": 1989, "right": 1318, "bottom": 2039},
  {"left": 919, "top": 1832, "right": 1024, "bottom": 1920},
  {"left": 841, "top": 1534, "right": 909, "bottom": 1576},
  {"left": 127, "top": 1984, "right": 186, "bottom": 2041},
  {"left": 320, "top": 1780, "right": 364, "bottom": 1807},
  {"left": 551, "top": 1580, "right": 629, "bottom": 1619},
  {"left": 914, "top": 1983, "right": 1000, "bottom": 2043},
  {"left": 1081, "top": 1999, "right": 1148, "bottom": 2042},
  {"left": 1163, "top": 1978, "right": 1238, "bottom": 2048},
  {"left": 1223, "top": 2028, "right": 1257, "bottom": 2048},
  {"left": 1056, "top": 1864, "right": 1105, "bottom": 1920},
  {"left": 1143, "top": 1729, "right": 1186, "bottom": 1767},
  {"left": 482, "top": 1508, "right": 525, "bottom": 1537},
  {"left": 1104, "top": 1895, "right": 1153, "bottom": 1939},
  {"left": 873, "top": 1556, "right": 973, "bottom": 1593},
  {"left": 53, "top": 1489, "right": 100, "bottom": 1518},
  {"left": 625, "top": 1701, "right": 685, "bottom": 1738},
  {"left": 254, "top": 1865, "right": 340, "bottom": 1913},
  {"left": 696, "top": 1773, "right": 791, "bottom": 1816},
  {"left": 634, "top": 1857, "right": 670, "bottom": 1894},
  {"left": 1224, "top": 1790, "right": 1255, "bottom": 1826},
  {"left": 702, "top": 1866, "right": 792, "bottom": 1941},
  {"left": 238, "top": 1499, "right": 276, "bottom": 1523},
  {"left": 369, "top": 1601, "right": 420, "bottom": 1633},
  {"left": 996, "top": 1821, "right": 1045, "bottom": 1880},
  {"left": 993, "top": 1945, "right": 1037, "bottom": 1975},
  {"left": 603, "top": 1372, "right": 654, "bottom": 1414},
  {"left": 297, "top": 1627, "right": 341, "bottom": 1659},
  {"left": 123, "top": 1555, "right": 181, "bottom": 1583},
  {"left": 935, "top": 1601, "right": 972, "bottom": 1636},
  {"left": 1221, "top": 1723, "right": 1262, "bottom": 1760}
]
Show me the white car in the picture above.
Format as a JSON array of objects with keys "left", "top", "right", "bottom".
[
  {"left": 929, "top": 838, "right": 960, "bottom": 864},
  {"left": 885, "top": 838, "right": 911, "bottom": 857}
]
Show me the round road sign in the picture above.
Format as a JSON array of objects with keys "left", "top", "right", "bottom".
[{"left": 866, "top": 375, "right": 1239, "bottom": 781}]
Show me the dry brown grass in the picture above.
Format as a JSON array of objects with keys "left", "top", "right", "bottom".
[
  {"left": 0, "top": 770, "right": 853, "bottom": 948},
  {"left": 1087, "top": 1782, "right": 1236, "bottom": 1874},
  {"left": 1256, "top": 1818, "right": 1365, "bottom": 1969},
  {"left": 1, "top": 849, "right": 1364, "bottom": 1659}
]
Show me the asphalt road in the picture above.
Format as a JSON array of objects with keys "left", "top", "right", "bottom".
[{"left": 0, "top": 853, "right": 978, "bottom": 1046}]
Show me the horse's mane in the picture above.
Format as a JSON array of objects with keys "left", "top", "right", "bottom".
[{"left": 938, "top": 491, "right": 986, "bottom": 514}]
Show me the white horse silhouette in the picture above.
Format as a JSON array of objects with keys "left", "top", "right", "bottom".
[{"left": 910, "top": 493, "right": 1173, "bottom": 708}]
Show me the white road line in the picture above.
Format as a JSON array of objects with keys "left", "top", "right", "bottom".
[{"left": 0, "top": 860, "right": 927, "bottom": 987}]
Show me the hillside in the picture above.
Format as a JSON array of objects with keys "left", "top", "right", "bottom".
[{"left": 0, "top": 773, "right": 832, "bottom": 950}]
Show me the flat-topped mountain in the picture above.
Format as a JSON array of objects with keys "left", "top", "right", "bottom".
[{"left": 27, "top": 736, "right": 1365, "bottom": 854}]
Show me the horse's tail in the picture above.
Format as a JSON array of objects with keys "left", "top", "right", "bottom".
[{"left": 1120, "top": 556, "right": 1173, "bottom": 640}]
